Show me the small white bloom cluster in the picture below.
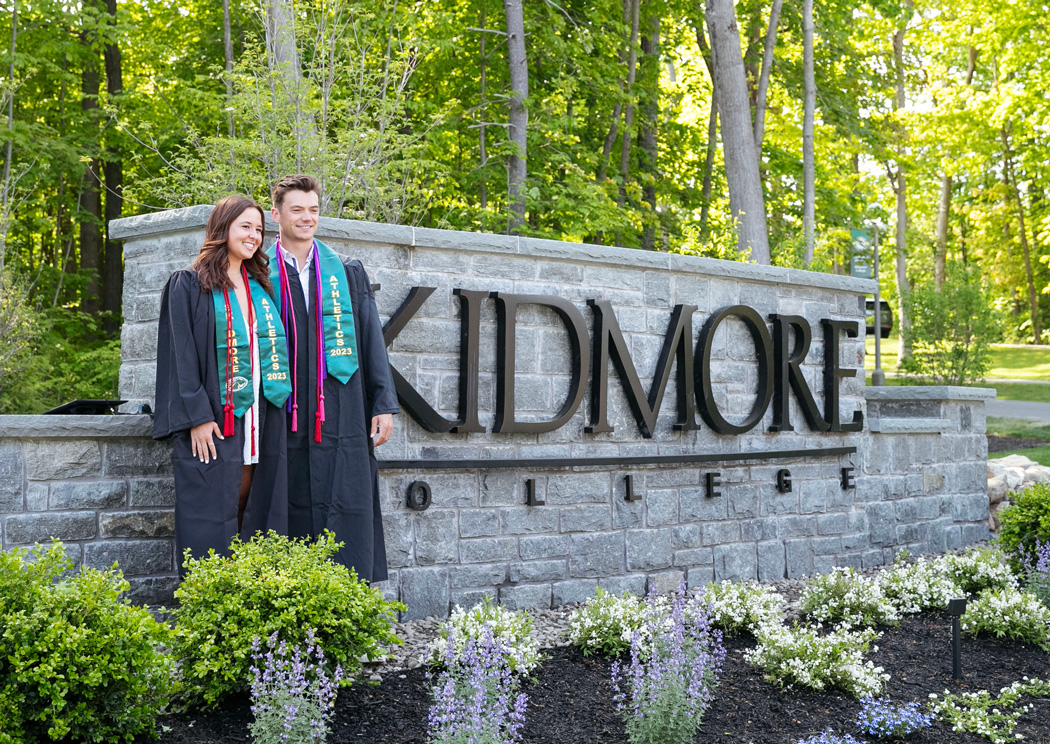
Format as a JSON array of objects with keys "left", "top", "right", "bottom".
[
  {"left": 960, "top": 586, "right": 1050, "bottom": 650},
  {"left": 876, "top": 553, "right": 961, "bottom": 615},
  {"left": 568, "top": 588, "right": 644, "bottom": 657},
  {"left": 423, "top": 600, "right": 540, "bottom": 674},
  {"left": 707, "top": 580, "right": 785, "bottom": 637},
  {"left": 799, "top": 567, "right": 899, "bottom": 629},
  {"left": 941, "top": 546, "right": 1018, "bottom": 595},
  {"left": 928, "top": 677, "right": 1050, "bottom": 744},
  {"left": 745, "top": 623, "right": 889, "bottom": 698}
]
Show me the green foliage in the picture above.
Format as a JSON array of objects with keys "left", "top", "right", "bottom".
[
  {"left": 568, "top": 588, "right": 644, "bottom": 657},
  {"left": 997, "top": 483, "right": 1050, "bottom": 571},
  {"left": 0, "top": 542, "right": 174, "bottom": 744},
  {"left": 875, "top": 551, "right": 961, "bottom": 615},
  {"left": 745, "top": 623, "right": 888, "bottom": 698},
  {"left": 0, "top": 306, "right": 120, "bottom": 414},
  {"left": 705, "top": 580, "right": 785, "bottom": 637},
  {"left": 900, "top": 265, "right": 999, "bottom": 384},
  {"left": 171, "top": 530, "right": 404, "bottom": 708},
  {"left": 0, "top": 271, "right": 38, "bottom": 399},
  {"left": 798, "top": 567, "right": 899, "bottom": 628},
  {"left": 424, "top": 597, "right": 540, "bottom": 674},
  {"left": 960, "top": 587, "right": 1050, "bottom": 650},
  {"left": 930, "top": 679, "right": 1050, "bottom": 744},
  {"left": 941, "top": 546, "right": 1018, "bottom": 596}
]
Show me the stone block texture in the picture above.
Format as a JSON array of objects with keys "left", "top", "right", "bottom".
[{"left": 0, "top": 211, "right": 991, "bottom": 617}]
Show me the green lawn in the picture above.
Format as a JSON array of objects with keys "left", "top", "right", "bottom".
[
  {"left": 989, "top": 445, "right": 1050, "bottom": 467},
  {"left": 985, "top": 418, "right": 1050, "bottom": 466},
  {"left": 864, "top": 338, "right": 1050, "bottom": 381}
]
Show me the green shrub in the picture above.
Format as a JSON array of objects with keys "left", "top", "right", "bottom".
[
  {"left": 941, "top": 545, "right": 1018, "bottom": 595},
  {"left": 0, "top": 542, "right": 174, "bottom": 744},
  {"left": 172, "top": 530, "right": 405, "bottom": 708},
  {"left": 960, "top": 587, "right": 1050, "bottom": 651},
  {"left": 568, "top": 588, "right": 645, "bottom": 658},
  {"left": 706, "top": 580, "right": 785, "bottom": 637},
  {"left": 798, "top": 567, "right": 899, "bottom": 628},
  {"left": 997, "top": 482, "right": 1050, "bottom": 571},
  {"left": 424, "top": 597, "right": 540, "bottom": 674}
]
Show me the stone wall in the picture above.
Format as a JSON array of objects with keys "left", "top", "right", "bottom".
[
  {"left": 0, "top": 416, "right": 176, "bottom": 604},
  {"left": 0, "top": 208, "right": 994, "bottom": 617}
]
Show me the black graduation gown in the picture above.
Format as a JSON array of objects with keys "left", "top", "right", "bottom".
[
  {"left": 283, "top": 256, "right": 398, "bottom": 582},
  {"left": 153, "top": 270, "right": 289, "bottom": 575}
]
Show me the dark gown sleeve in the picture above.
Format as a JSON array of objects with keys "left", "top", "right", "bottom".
[
  {"left": 153, "top": 270, "right": 217, "bottom": 439},
  {"left": 345, "top": 259, "right": 399, "bottom": 418}
]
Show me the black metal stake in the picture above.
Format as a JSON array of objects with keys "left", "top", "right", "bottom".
[{"left": 947, "top": 597, "right": 967, "bottom": 680}]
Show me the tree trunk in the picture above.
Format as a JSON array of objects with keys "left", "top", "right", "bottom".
[
  {"left": 1001, "top": 127, "right": 1042, "bottom": 344},
  {"left": 102, "top": 0, "right": 122, "bottom": 323},
  {"left": 616, "top": 0, "right": 641, "bottom": 214},
  {"left": 752, "top": 0, "right": 782, "bottom": 150},
  {"left": 80, "top": 25, "right": 102, "bottom": 316},
  {"left": 478, "top": 8, "right": 488, "bottom": 211},
  {"left": 705, "top": 0, "right": 770, "bottom": 264},
  {"left": 639, "top": 15, "right": 660, "bottom": 250},
  {"left": 933, "top": 174, "right": 950, "bottom": 289},
  {"left": 0, "top": 0, "right": 17, "bottom": 274},
  {"left": 265, "top": 0, "right": 307, "bottom": 172},
  {"left": 891, "top": 6, "right": 911, "bottom": 363},
  {"left": 695, "top": 20, "right": 717, "bottom": 238},
  {"left": 802, "top": 0, "right": 815, "bottom": 264},
  {"left": 223, "top": 0, "right": 235, "bottom": 137},
  {"left": 503, "top": 0, "right": 528, "bottom": 233},
  {"left": 597, "top": 0, "right": 631, "bottom": 184}
]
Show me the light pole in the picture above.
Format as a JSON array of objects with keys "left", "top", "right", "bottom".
[{"left": 871, "top": 224, "right": 885, "bottom": 386}]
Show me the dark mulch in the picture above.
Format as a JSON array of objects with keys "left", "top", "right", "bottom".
[
  {"left": 150, "top": 612, "right": 1050, "bottom": 743},
  {"left": 987, "top": 435, "right": 1048, "bottom": 453}
]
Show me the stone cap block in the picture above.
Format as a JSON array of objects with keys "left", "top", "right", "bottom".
[
  {"left": 0, "top": 415, "right": 153, "bottom": 438},
  {"left": 864, "top": 386, "right": 996, "bottom": 402}
]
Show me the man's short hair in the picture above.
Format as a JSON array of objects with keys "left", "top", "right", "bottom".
[{"left": 272, "top": 174, "right": 322, "bottom": 210}]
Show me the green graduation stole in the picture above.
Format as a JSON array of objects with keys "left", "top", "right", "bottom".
[
  {"left": 213, "top": 268, "right": 292, "bottom": 438},
  {"left": 267, "top": 239, "right": 358, "bottom": 441}
]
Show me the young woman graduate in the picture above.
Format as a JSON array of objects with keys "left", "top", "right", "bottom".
[{"left": 153, "top": 195, "right": 293, "bottom": 574}]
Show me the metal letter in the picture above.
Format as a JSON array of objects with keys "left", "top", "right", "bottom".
[
  {"left": 491, "top": 292, "right": 590, "bottom": 433},
  {"left": 821, "top": 319, "right": 864, "bottom": 432},
  {"left": 451, "top": 289, "right": 486, "bottom": 433},
  {"left": 705, "top": 471, "right": 722, "bottom": 498},
  {"left": 625, "top": 474, "right": 641, "bottom": 502},
  {"left": 768, "top": 314, "right": 830, "bottom": 432},
  {"left": 776, "top": 468, "right": 792, "bottom": 493},
  {"left": 695, "top": 305, "right": 774, "bottom": 435},
  {"left": 525, "top": 478, "right": 544, "bottom": 506},
  {"left": 841, "top": 466, "right": 856, "bottom": 490},
  {"left": 407, "top": 481, "right": 432, "bottom": 511},
  {"left": 587, "top": 300, "right": 698, "bottom": 437}
]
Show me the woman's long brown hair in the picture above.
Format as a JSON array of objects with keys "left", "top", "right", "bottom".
[{"left": 193, "top": 195, "right": 273, "bottom": 293}]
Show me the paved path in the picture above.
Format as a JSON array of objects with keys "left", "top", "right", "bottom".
[{"left": 985, "top": 399, "right": 1050, "bottom": 422}]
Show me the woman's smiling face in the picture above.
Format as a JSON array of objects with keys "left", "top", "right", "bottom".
[{"left": 227, "top": 207, "right": 264, "bottom": 264}]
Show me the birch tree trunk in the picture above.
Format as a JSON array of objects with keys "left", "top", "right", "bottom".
[
  {"left": 801, "top": 0, "right": 815, "bottom": 264},
  {"left": 597, "top": 0, "right": 630, "bottom": 183},
  {"left": 933, "top": 175, "right": 950, "bottom": 289},
  {"left": 640, "top": 15, "right": 660, "bottom": 250},
  {"left": 616, "top": 0, "right": 641, "bottom": 212},
  {"left": 705, "top": 0, "right": 770, "bottom": 264},
  {"left": 752, "top": 0, "right": 782, "bottom": 149},
  {"left": 503, "top": 0, "right": 528, "bottom": 233},
  {"left": 695, "top": 19, "right": 717, "bottom": 238},
  {"left": 223, "top": 0, "right": 235, "bottom": 137},
  {"left": 892, "top": 9, "right": 911, "bottom": 362},
  {"left": 0, "top": 0, "right": 17, "bottom": 274}
]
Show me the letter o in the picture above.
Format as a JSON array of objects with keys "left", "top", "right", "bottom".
[{"left": 694, "top": 305, "right": 774, "bottom": 435}]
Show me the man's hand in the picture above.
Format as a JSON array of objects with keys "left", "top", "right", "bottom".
[
  {"left": 370, "top": 413, "right": 394, "bottom": 446},
  {"left": 190, "top": 421, "right": 224, "bottom": 463}
]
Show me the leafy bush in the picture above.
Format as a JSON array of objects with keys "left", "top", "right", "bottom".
[
  {"left": 799, "top": 567, "right": 899, "bottom": 628},
  {"left": 172, "top": 531, "right": 404, "bottom": 708},
  {"left": 426, "top": 625, "right": 528, "bottom": 744},
  {"left": 745, "top": 623, "right": 888, "bottom": 698},
  {"left": 855, "top": 697, "right": 933, "bottom": 738},
  {"left": 901, "top": 264, "right": 998, "bottom": 384},
  {"left": 959, "top": 587, "right": 1050, "bottom": 650},
  {"left": 0, "top": 542, "right": 174, "bottom": 744},
  {"left": 876, "top": 551, "right": 961, "bottom": 614},
  {"left": 706, "top": 580, "right": 785, "bottom": 636},
  {"left": 940, "top": 546, "right": 1018, "bottom": 596},
  {"left": 424, "top": 598, "right": 540, "bottom": 675},
  {"left": 997, "top": 482, "right": 1050, "bottom": 572},
  {"left": 568, "top": 588, "right": 644, "bottom": 657},
  {"left": 610, "top": 585, "right": 724, "bottom": 744},
  {"left": 929, "top": 678, "right": 1050, "bottom": 744}
]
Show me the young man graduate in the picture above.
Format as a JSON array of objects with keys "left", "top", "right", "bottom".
[{"left": 267, "top": 174, "right": 399, "bottom": 582}]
